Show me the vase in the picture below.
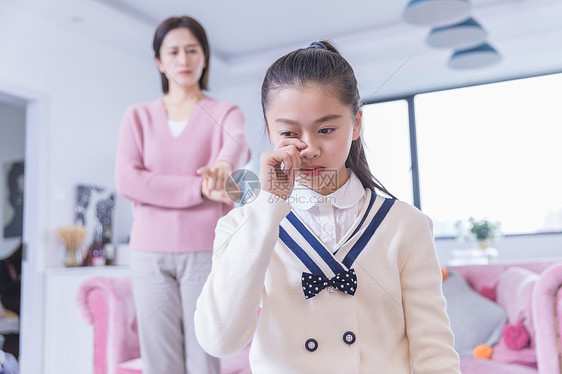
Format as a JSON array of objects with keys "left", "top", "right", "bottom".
[
  {"left": 64, "top": 246, "right": 83, "bottom": 267},
  {"left": 482, "top": 246, "right": 499, "bottom": 263},
  {"left": 476, "top": 240, "right": 499, "bottom": 263}
]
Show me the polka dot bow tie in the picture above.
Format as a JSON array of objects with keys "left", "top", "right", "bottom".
[{"left": 301, "top": 269, "right": 357, "bottom": 299}]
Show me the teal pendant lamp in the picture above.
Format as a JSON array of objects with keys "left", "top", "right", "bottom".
[
  {"left": 426, "top": 18, "right": 487, "bottom": 49},
  {"left": 448, "top": 43, "right": 501, "bottom": 69},
  {"left": 403, "top": 0, "right": 471, "bottom": 27}
]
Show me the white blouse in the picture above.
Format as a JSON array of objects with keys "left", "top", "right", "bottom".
[
  {"left": 289, "top": 170, "right": 366, "bottom": 251},
  {"left": 167, "top": 119, "right": 188, "bottom": 138}
]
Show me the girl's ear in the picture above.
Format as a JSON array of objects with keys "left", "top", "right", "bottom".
[{"left": 352, "top": 109, "right": 363, "bottom": 141}]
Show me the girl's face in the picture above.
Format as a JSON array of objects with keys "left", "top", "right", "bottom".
[
  {"left": 156, "top": 27, "right": 206, "bottom": 91},
  {"left": 265, "top": 83, "right": 362, "bottom": 195}
]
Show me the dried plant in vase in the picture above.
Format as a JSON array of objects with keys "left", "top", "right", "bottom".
[{"left": 57, "top": 225, "right": 87, "bottom": 267}]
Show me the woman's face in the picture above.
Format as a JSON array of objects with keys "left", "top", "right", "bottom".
[{"left": 156, "top": 27, "right": 206, "bottom": 90}]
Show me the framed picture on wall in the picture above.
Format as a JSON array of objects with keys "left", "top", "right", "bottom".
[
  {"left": 3, "top": 161, "right": 24, "bottom": 239},
  {"left": 74, "top": 184, "right": 115, "bottom": 247}
]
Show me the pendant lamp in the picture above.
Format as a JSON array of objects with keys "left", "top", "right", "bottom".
[
  {"left": 426, "top": 18, "right": 487, "bottom": 49},
  {"left": 448, "top": 43, "right": 501, "bottom": 69},
  {"left": 403, "top": 0, "right": 471, "bottom": 27}
]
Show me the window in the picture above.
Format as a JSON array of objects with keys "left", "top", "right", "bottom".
[
  {"left": 363, "top": 73, "right": 562, "bottom": 238},
  {"left": 414, "top": 73, "right": 562, "bottom": 237},
  {"left": 362, "top": 100, "right": 413, "bottom": 205}
]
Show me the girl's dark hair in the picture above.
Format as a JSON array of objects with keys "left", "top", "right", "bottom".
[
  {"left": 153, "top": 16, "right": 210, "bottom": 93},
  {"left": 261, "top": 40, "right": 395, "bottom": 198}
]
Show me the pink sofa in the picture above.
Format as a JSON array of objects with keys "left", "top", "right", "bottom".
[
  {"left": 76, "top": 276, "right": 251, "bottom": 374},
  {"left": 448, "top": 260, "right": 562, "bottom": 374},
  {"left": 77, "top": 260, "right": 562, "bottom": 374}
]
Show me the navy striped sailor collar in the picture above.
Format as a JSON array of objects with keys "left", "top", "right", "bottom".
[
  {"left": 279, "top": 191, "right": 396, "bottom": 280},
  {"left": 289, "top": 169, "right": 365, "bottom": 211}
]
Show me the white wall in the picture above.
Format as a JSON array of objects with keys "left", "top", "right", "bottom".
[
  {"left": 0, "top": 2, "right": 167, "bottom": 267},
  {"left": 212, "top": 80, "right": 270, "bottom": 173},
  {"left": 0, "top": 101, "right": 26, "bottom": 259},
  {"left": 0, "top": 2, "right": 163, "bottom": 372},
  {"left": 0, "top": 2, "right": 269, "bottom": 371},
  {"left": 0, "top": 0, "right": 277, "bottom": 265}
]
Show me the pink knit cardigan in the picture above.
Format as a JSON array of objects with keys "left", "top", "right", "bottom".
[{"left": 115, "top": 97, "right": 251, "bottom": 253}]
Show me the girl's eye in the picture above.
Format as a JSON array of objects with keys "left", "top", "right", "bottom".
[
  {"left": 187, "top": 49, "right": 197, "bottom": 54},
  {"left": 169, "top": 51, "right": 178, "bottom": 56},
  {"left": 280, "top": 131, "right": 297, "bottom": 137},
  {"left": 319, "top": 128, "right": 334, "bottom": 134}
]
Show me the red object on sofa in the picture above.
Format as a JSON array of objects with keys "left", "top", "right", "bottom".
[
  {"left": 77, "top": 276, "right": 251, "bottom": 374},
  {"left": 450, "top": 259, "right": 562, "bottom": 374}
]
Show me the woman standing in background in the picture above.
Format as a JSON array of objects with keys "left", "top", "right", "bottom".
[{"left": 115, "top": 16, "right": 250, "bottom": 374}]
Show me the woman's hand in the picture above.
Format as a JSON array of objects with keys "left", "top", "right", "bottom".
[
  {"left": 259, "top": 139, "right": 306, "bottom": 200},
  {"left": 198, "top": 160, "right": 234, "bottom": 205}
]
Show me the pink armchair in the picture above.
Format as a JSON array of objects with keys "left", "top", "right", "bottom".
[
  {"left": 77, "top": 276, "right": 251, "bottom": 374},
  {"left": 448, "top": 260, "right": 562, "bottom": 374}
]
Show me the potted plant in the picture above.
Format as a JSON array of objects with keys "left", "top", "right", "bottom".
[{"left": 468, "top": 217, "right": 501, "bottom": 249}]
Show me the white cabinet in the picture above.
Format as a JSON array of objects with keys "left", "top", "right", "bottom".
[{"left": 44, "top": 266, "right": 130, "bottom": 374}]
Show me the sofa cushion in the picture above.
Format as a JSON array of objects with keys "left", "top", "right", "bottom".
[
  {"left": 491, "top": 339, "right": 537, "bottom": 368},
  {"left": 442, "top": 271, "right": 507, "bottom": 357},
  {"left": 493, "top": 267, "right": 539, "bottom": 365},
  {"left": 460, "top": 357, "right": 537, "bottom": 374},
  {"left": 114, "top": 347, "right": 254, "bottom": 374},
  {"left": 496, "top": 267, "right": 538, "bottom": 345},
  {"left": 117, "top": 357, "right": 142, "bottom": 374}
]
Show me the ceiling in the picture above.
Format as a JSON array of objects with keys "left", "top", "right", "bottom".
[{"left": 13, "top": 0, "right": 562, "bottom": 99}]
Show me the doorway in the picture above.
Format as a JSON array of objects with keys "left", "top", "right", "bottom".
[{"left": 0, "top": 99, "right": 26, "bottom": 360}]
